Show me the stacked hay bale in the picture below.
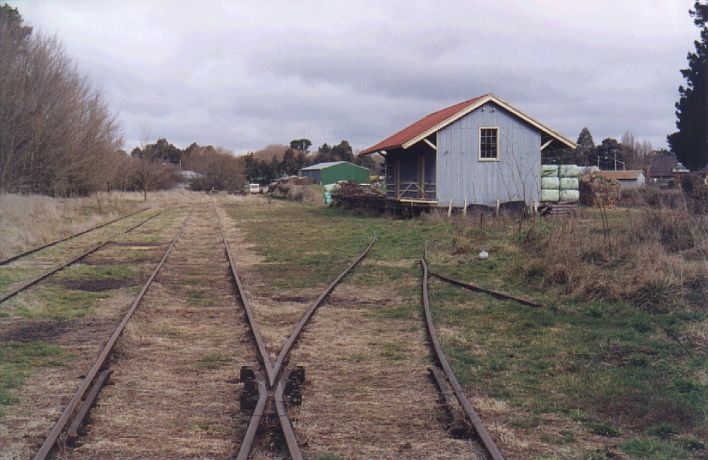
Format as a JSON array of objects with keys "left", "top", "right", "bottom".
[
  {"left": 541, "top": 165, "right": 580, "bottom": 202},
  {"left": 579, "top": 174, "right": 621, "bottom": 207}
]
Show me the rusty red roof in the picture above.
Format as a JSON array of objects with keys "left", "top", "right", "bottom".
[
  {"left": 360, "top": 94, "right": 488, "bottom": 155},
  {"left": 360, "top": 93, "right": 575, "bottom": 154},
  {"left": 596, "top": 170, "right": 644, "bottom": 181}
]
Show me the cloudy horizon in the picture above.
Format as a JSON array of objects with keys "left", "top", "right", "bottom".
[{"left": 15, "top": 0, "right": 700, "bottom": 155}]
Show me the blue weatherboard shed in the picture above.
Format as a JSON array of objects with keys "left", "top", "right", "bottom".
[{"left": 360, "top": 93, "right": 576, "bottom": 206}]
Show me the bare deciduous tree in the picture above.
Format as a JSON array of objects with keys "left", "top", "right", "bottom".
[{"left": 0, "top": 7, "right": 122, "bottom": 196}]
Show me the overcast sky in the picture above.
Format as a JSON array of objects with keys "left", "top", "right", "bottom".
[{"left": 15, "top": 1, "right": 700, "bottom": 154}]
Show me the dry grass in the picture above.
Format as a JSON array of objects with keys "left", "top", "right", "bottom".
[
  {"left": 289, "top": 283, "right": 485, "bottom": 459},
  {"left": 520, "top": 202, "right": 707, "bottom": 312},
  {"left": 75, "top": 204, "right": 256, "bottom": 458},
  {"left": 0, "top": 193, "right": 134, "bottom": 258},
  {"left": 270, "top": 182, "right": 323, "bottom": 205},
  {"left": 0, "top": 191, "right": 211, "bottom": 259}
]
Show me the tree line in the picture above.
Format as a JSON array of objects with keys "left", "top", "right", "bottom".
[
  {"left": 543, "top": 127, "right": 657, "bottom": 171},
  {"left": 129, "top": 137, "right": 381, "bottom": 193},
  {"left": 0, "top": 4, "right": 123, "bottom": 196},
  {"left": 241, "top": 139, "right": 378, "bottom": 185}
]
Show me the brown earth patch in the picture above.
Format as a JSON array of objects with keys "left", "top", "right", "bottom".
[
  {"left": 0, "top": 319, "right": 71, "bottom": 342},
  {"left": 53, "top": 277, "right": 143, "bottom": 292}
]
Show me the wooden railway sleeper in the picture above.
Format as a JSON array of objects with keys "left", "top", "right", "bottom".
[
  {"left": 428, "top": 366, "right": 468, "bottom": 439},
  {"left": 65, "top": 369, "right": 113, "bottom": 447},
  {"left": 239, "top": 366, "right": 261, "bottom": 412},
  {"left": 283, "top": 366, "right": 305, "bottom": 406}
]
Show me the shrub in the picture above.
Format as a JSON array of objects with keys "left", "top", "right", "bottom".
[
  {"left": 630, "top": 278, "right": 681, "bottom": 314},
  {"left": 520, "top": 201, "right": 706, "bottom": 311}
]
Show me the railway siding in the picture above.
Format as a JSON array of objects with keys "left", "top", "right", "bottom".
[
  {"left": 71, "top": 205, "right": 258, "bottom": 458},
  {"left": 0, "top": 208, "right": 185, "bottom": 457}
]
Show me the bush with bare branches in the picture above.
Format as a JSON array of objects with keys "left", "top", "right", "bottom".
[
  {"left": 185, "top": 146, "right": 245, "bottom": 193},
  {"left": 0, "top": 6, "right": 122, "bottom": 196}
]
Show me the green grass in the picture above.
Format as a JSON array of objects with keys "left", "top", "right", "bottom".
[
  {"left": 378, "top": 342, "right": 408, "bottom": 361},
  {"left": 620, "top": 437, "right": 691, "bottom": 459},
  {"left": 0, "top": 267, "right": 42, "bottom": 292},
  {"left": 0, "top": 341, "right": 64, "bottom": 416},
  {"left": 222, "top": 200, "right": 706, "bottom": 457},
  {"left": 5, "top": 285, "right": 113, "bottom": 320},
  {"left": 197, "top": 353, "right": 231, "bottom": 369},
  {"left": 186, "top": 290, "right": 212, "bottom": 307}
]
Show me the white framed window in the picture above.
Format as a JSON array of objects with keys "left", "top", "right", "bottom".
[{"left": 479, "top": 127, "right": 499, "bottom": 161}]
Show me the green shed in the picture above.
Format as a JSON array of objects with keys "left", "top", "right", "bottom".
[{"left": 298, "top": 161, "right": 369, "bottom": 185}]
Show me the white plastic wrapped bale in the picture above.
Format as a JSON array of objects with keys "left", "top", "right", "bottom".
[
  {"left": 559, "top": 178, "right": 579, "bottom": 190},
  {"left": 542, "top": 165, "right": 559, "bottom": 177},
  {"left": 542, "top": 177, "right": 560, "bottom": 189},
  {"left": 541, "top": 189, "right": 560, "bottom": 202},
  {"left": 560, "top": 190, "right": 580, "bottom": 201},
  {"left": 559, "top": 165, "right": 581, "bottom": 177}
]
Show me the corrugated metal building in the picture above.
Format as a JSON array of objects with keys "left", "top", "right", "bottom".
[
  {"left": 361, "top": 93, "right": 576, "bottom": 207},
  {"left": 298, "top": 161, "right": 370, "bottom": 185}
]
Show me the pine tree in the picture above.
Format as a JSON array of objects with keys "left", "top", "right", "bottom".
[
  {"left": 668, "top": 1, "right": 708, "bottom": 170},
  {"left": 575, "top": 127, "right": 595, "bottom": 166}
]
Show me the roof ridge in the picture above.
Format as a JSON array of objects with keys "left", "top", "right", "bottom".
[{"left": 425, "top": 93, "right": 489, "bottom": 117}]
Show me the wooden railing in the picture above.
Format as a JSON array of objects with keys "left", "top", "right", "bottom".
[{"left": 386, "top": 181, "right": 436, "bottom": 201}]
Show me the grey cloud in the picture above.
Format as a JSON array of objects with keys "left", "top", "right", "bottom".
[{"left": 18, "top": 0, "right": 699, "bottom": 153}]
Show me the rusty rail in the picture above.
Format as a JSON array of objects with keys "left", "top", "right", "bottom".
[
  {"left": 270, "top": 234, "right": 376, "bottom": 386},
  {"left": 420, "top": 257, "right": 505, "bottom": 460},
  {"left": 215, "top": 202, "right": 375, "bottom": 459},
  {"left": 33, "top": 209, "right": 191, "bottom": 460},
  {"left": 0, "top": 207, "right": 149, "bottom": 266},
  {"left": 429, "top": 271, "right": 543, "bottom": 308},
  {"left": 0, "top": 210, "right": 164, "bottom": 305},
  {"left": 215, "top": 206, "right": 275, "bottom": 385}
]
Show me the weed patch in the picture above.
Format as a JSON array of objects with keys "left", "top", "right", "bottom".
[
  {"left": 197, "top": 354, "right": 231, "bottom": 370},
  {"left": 0, "top": 341, "right": 63, "bottom": 416},
  {"left": 6, "top": 285, "right": 112, "bottom": 320}
]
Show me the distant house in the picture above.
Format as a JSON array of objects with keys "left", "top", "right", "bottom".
[
  {"left": 360, "top": 93, "right": 576, "bottom": 207},
  {"left": 298, "top": 161, "right": 370, "bottom": 185},
  {"left": 596, "top": 170, "right": 645, "bottom": 189},
  {"left": 648, "top": 153, "right": 678, "bottom": 185}
]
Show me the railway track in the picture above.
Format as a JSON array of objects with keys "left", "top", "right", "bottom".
[
  {"left": 421, "top": 255, "right": 506, "bottom": 460},
  {"left": 0, "top": 209, "right": 165, "bottom": 304},
  {"left": 0, "top": 207, "right": 149, "bottom": 266},
  {"left": 32, "top": 202, "right": 374, "bottom": 458},
  {"left": 32, "top": 208, "right": 191, "bottom": 459},
  {"left": 23, "top": 199, "right": 509, "bottom": 458},
  {"left": 219, "top": 201, "right": 376, "bottom": 459}
]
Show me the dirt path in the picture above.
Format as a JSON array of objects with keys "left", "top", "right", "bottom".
[{"left": 69, "top": 205, "right": 257, "bottom": 458}]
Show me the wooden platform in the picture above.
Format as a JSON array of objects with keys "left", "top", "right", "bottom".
[{"left": 539, "top": 201, "right": 578, "bottom": 216}]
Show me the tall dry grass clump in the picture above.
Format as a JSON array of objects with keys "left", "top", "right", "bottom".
[
  {"left": 0, "top": 192, "right": 144, "bottom": 258},
  {"left": 520, "top": 198, "right": 706, "bottom": 313}
]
